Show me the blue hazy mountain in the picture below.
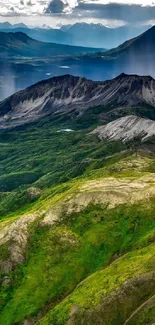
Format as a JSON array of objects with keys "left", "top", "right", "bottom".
[
  {"left": 0, "top": 31, "right": 105, "bottom": 58},
  {"left": 0, "top": 22, "right": 151, "bottom": 49},
  {"left": 0, "top": 26, "right": 73, "bottom": 46},
  {"left": 60, "top": 23, "right": 151, "bottom": 48},
  {"left": 0, "top": 25, "right": 154, "bottom": 100},
  {"left": 0, "top": 22, "right": 27, "bottom": 29},
  {"left": 81, "top": 25, "right": 155, "bottom": 78}
]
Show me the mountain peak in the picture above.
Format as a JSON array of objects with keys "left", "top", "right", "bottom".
[
  {"left": 115, "top": 73, "right": 154, "bottom": 80},
  {"left": 1, "top": 73, "right": 155, "bottom": 129},
  {"left": 115, "top": 72, "right": 128, "bottom": 79},
  {"left": 0, "top": 31, "right": 32, "bottom": 41},
  {"left": 144, "top": 24, "right": 155, "bottom": 33}
]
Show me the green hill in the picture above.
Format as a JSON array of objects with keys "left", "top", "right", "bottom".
[{"left": 0, "top": 108, "right": 155, "bottom": 325}]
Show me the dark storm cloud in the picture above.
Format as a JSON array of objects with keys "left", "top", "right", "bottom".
[
  {"left": 72, "top": 2, "right": 155, "bottom": 23},
  {"left": 45, "top": 0, "right": 66, "bottom": 13},
  {"left": 27, "top": 0, "right": 33, "bottom": 5}
]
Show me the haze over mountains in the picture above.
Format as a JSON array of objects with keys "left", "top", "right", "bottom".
[
  {"left": 0, "top": 31, "right": 104, "bottom": 58},
  {"left": 54, "top": 25, "right": 155, "bottom": 81},
  {"left": 97, "top": 25, "right": 155, "bottom": 76},
  {"left": 0, "top": 22, "right": 27, "bottom": 29},
  {"left": 0, "top": 21, "right": 150, "bottom": 49},
  {"left": 0, "top": 24, "right": 155, "bottom": 100},
  {"left": 60, "top": 23, "right": 151, "bottom": 48}
]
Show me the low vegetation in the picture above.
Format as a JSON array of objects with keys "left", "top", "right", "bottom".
[{"left": 0, "top": 114, "right": 155, "bottom": 324}]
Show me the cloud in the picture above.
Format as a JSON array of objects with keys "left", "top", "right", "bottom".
[
  {"left": 45, "top": 0, "right": 78, "bottom": 13},
  {"left": 46, "top": 0, "right": 65, "bottom": 13},
  {"left": 84, "top": 0, "right": 155, "bottom": 5},
  {"left": 72, "top": 1, "right": 155, "bottom": 23},
  {"left": 0, "top": 0, "right": 155, "bottom": 17},
  {"left": 0, "top": 0, "right": 155, "bottom": 27},
  {"left": 0, "top": 0, "right": 49, "bottom": 15}
]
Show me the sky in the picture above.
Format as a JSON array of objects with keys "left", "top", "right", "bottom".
[{"left": 0, "top": 0, "right": 155, "bottom": 27}]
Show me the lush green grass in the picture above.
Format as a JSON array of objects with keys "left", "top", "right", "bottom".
[
  {"left": 0, "top": 116, "right": 128, "bottom": 218},
  {"left": 39, "top": 243, "right": 155, "bottom": 325},
  {"left": 0, "top": 114, "right": 155, "bottom": 324},
  {"left": 1, "top": 198, "right": 155, "bottom": 324}
]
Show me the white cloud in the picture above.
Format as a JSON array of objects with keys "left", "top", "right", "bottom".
[
  {"left": 84, "top": 0, "right": 155, "bottom": 5},
  {"left": 0, "top": 0, "right": 50, "bottom": 15},
  {"left": 0, "top": 0, "right": 154, "bottom": 28},
  {"left": 0, "top": 0, "right": 155, "bottom": 17}
]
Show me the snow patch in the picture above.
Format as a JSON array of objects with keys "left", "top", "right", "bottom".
[{"left": 57, "top": 129, "right": 74, "bottom": 133}]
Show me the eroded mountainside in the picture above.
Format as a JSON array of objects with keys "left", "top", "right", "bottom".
[
  {"left": 1, "top": 74, "right": 155, "bottom": 325},
  {"left": 91, "top": 115, "right": 155, "bottom": 142},
  {"left": 1, "top": 73, "right": 155, "bottom": 129}
]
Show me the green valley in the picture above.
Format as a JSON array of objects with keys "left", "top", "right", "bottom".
[{"left": 0, "top": 111, "right": 155, "bottom": 325}]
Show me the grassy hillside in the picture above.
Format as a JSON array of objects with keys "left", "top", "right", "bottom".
[{"left": 0, "top": 113, "right": 155, "bottom": 324}]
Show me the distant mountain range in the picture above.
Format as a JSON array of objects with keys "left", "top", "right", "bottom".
[
  {"left": 103, "top": 24, "right": 155, "bottom": 65},
  {"left": 55, "top": 25, "right": 155, "bottom": 80},
  {"left": 0, "top": 31, "right": 104, "bottom": 58},
  {"left": 0, "top": 25, "right": 155, "bottom": 100},
  {"left": 1, "top": 73, "right": 155, "bottom": 129},
  {"left": 0, "top": 21, "right": 151, "bottom": 49},
  {"left": 0, "top": 26, "right": 73, "bottom": 47},
  {"left": 60, "top": 22, "right": 151, "bottom": 49},
  {"left": 87, "top": 25, "right": 155, "bottom": 78},
  {"left": 0, "top": 22, "right": 27, "bottom": 29}
]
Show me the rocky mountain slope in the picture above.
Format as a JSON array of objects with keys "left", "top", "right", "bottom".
[
  {"left": 91, "top": 115, "right": 155, "bottom": 142},
  {"left": 1, "top": 73, "right": 155, "bottom": 129}
]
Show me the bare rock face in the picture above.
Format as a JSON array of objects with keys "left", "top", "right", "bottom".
[
  {"left": 2, "top": 276, "right": 11, "bottom": 287},
  {"left": 26, "top": 187, "right": 41, "bottom": 202},
  {"left": 91, "top": 115, "right": 155, "bottom": 142},
  {"left": 23, "top": 320, "right": 32, "bottom": 325},
  {"left": 0, "top": 212, "right": 42, "bottom": 265},
  {"left": 0, "top": 73, "right": 155, "bottom": 129},
  {"left": 67, "top": 272, "right": 155, "bottom": 325}
]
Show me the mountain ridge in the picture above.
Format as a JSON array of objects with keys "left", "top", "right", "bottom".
[
  {"left": 56, "top": 25, "right": 155, "bottom": 81},
  {"left": 60, "top": 22, "right": 151, "bottom": 48},
  {"left": 104, "top": 25, "right": 155, "bottom": 57},
  {"left": 0, "top": 25, "right": 155, "bottom": 100},
  {"left": 1, "top": 73, "right": 155, "bottom": 129},
  {"left": 91, "top": 115, "right": 155, "bottom": 142},
  {"left": 0, "top": 70, "right": 155, "bottom": 325},
  {"left": 0, "top": 31, "right": 105, "bottom": 58}
]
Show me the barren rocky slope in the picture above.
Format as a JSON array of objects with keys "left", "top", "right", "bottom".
[
  {"left": 0, "top": 73, "right": 155, "bottom": 129},
  {"left": 91, "top": 115, "right": 155, "bottom": 142}
]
